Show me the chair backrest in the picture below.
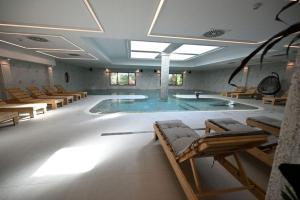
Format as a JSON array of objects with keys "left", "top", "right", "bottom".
[
  {"left": 27, "top": 85, "right": 46, "bottom": 97},
  {"left": 43, "top": 85, "right": 57, "bottom": 93},
  {"left": 0, "top": 99, "right": 7, "bottom": 105},
  {"left": 246, "top": 87, "right": 257, "bottom": 94},
  {"left": 6, "top": 88, "right": 33, "bottom": 101},
  {"left": 54, "top": 85, "right": 65, "bottom": 93},
  {"left": 236, "top": 86, "right": 246, "bottom": 92}
]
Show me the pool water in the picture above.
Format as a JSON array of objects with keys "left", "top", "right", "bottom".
[{"left": 89, "top": 90, "right": 258, "bottom": 114}]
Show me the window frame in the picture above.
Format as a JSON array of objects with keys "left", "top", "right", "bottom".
[
  {"left": 168, "top": 73, "right": 183, "bottom": 86},
  {"left": 109, "top": 72, "right": 136, "bottom": 86}
]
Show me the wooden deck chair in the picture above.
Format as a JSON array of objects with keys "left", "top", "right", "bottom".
[
  {"left": 54, "top": 84, "right": 87, "bottom": 98},
  {"left": 0, "top": 111, "right": 19, "bottom": 126},
  {"left": 246, "top": 116, "right": 281, "bottom": 137},
  {"left": 205, "top": 118, "right": 277, "bottom": 167},
  {"left": 6, "top": 88, "right": 63, "bottom": 110},
  {"left": 0, "top": 99, "right": 47, "bottom": 118},
  {"left": 43, "top": 85, "right": 81, "bottom": 101},
  {"left": 220, "top": 86, "right": 246, "bottom": 97},
  {"left": 262, "top": 91, "right": 288, "bottom": 105},
  {"left": 27, "top": 85, "right": 73, "bottom": 105},
  {"left": 231, "top": 87, "right": 260, "bottom": 99},
  {"left": 154, "top": 120, "right": 267, "bottom": 200}
]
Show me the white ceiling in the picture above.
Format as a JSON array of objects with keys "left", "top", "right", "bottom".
[{"left": 0, "top": 0, "right": 299, "bottom": 69}]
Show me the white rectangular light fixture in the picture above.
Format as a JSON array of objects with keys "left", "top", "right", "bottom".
[
  {"left": 169, "top": 54, "right": 195, "bottom": 61},
  {"left": 131, "top": 51, "right": 159, "bottom": 59},
  {"left": 173, "top": 44, "right": 219, "bottom": 55},
  {"left": 131, "top": 41, "right": 170, "bottom": 52}
]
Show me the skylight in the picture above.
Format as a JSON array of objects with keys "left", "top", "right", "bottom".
[
  {"left": 131, "top": 52, "right": 159, "bottom": 59},
  {"left": 169, "top": 54, "right": 195, "bottom": 61},
  {"left": 173, "top": 44, "right": 219, "bottom": 55},
  {"left": 131, "top": 41, "right": 170, "bottom": 52}
]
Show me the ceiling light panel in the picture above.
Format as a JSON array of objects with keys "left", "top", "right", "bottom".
[
  {"left": 130, "top": 52, "right": 159, "bottom": 59},
  {"left": 169, "top": 54, "right": 195, "bottom": 61},
  {"left": 173, "top": 44, "right": 219, "bottom": 55},
  {"left": 131, "top": 41, "right": 170, "bottom": 52}
]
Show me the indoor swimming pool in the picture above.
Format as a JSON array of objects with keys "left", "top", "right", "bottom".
[{"left": 89, "top": 90, "right": 258, "bottom": 114}]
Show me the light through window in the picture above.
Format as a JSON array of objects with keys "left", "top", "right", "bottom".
[
  {"left": 110, "top": 72, "right": 136, "bottom": 86},
  {"left": 169, "top": 74, "right": 183, "bottom": 86}
]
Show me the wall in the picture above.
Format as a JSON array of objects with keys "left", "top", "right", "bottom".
[
  {"left": 84, "top": 68, "right": 203, "bottom": 90},
  {"left": 10, "top": 59, "right": 49, "bottom": 90},
  {"left": 53, "top": 61, "right": 87, "bottom": 91},
  {"left": 195, "top": 62, "right": 295, "bottom": 93}
]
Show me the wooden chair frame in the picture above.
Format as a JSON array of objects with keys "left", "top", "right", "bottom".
[
  {"left": 54, "top": 84, "right": 87, "bottom": 98},
  {"left": 154, "top": 124, "right": 266, "bottom": 200},
  {"left": 43, "top": 86, "right": 81, "bottom": 101},
  {"left": 246, "top": 118, "right": 280, "bottom": 137},
  {"left": 205, "top": 120, "right": 274, "bottom": 167},
  {"left": 0, "top": 112, "right": 19, "bottom": 126}
]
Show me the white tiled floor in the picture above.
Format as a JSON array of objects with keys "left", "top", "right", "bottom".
[{"left": 0, "top": 95, "right": 285, "bottom": 200}]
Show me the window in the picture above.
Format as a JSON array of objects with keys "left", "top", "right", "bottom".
[
  {"left": 110, "top": 72, "right": 136, "bottom": 86},
  {"left": 169, "top": 74, "right": 183, "bottom": 86}
]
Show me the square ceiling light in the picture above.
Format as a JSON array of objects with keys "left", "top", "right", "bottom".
[
  {"left": 173, "top": 44, "right": 219, "bottom": 55},
  {"left": 131, "top": 41, "right": 170, "bottom": 52},
  {"left": 169, "top": 54, "right": 195, "bottom": 61},
  {"left": 131, "top": 52, "right": 159, "bottom": 59}
]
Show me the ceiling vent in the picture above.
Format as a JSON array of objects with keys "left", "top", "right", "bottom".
[
  {"left": 203, "top": 29, "right": 226, "bottom": 38},
  {"left": 68, "top": 53, "right": 81, "bottom": 57},
  {"left": 27, "top": 36, "right": 49, "bottom": 42}
]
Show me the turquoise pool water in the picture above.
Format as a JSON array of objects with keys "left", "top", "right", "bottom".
[{"left": 89, "top": 90, "right": 258, "bottom": 114}]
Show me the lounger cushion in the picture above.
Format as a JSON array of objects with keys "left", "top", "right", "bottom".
[
  {"left": 156, "top": 120, "right": 265, "bottom": 156},
  {"left": 207, "top": 118, "right": 259, "bottom": 132},
  {"left": 247, "top": 116, "right": 281, "bottom": 129}
]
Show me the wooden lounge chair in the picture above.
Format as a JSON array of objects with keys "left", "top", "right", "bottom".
[
  {"left": 220, "top": 86, "right": 246, "bottom": 97},
  {"left": 0, "top": 99, "right": 47, "bottom": 118},
  {"left": 55, "top": 84, "right": 87, "bottom": 98},
  {"left": 246, "top": 116, "right": 281, "bottom": 137},
  {"left": 262, "top": 91, "right": 288, "bottom": 105},
  {"left": 0, "top": 111, "right": 19, "bottom": 126},
  {"left": 231, "top": 87, "right": 261, "bottom": 99},
  {"left": 154, "top": 120, "right": 267, "bottom": 200},
  {"left": 43, "top": 85, "right": 81, "bottom": 101},
  {"left": 205, "top": 118, "right": 277, "bottom": 167},
  {"left": 6, "top": 88, "right": 63, "bottom": 110},
  {"left": 27, "top": 85, "right": 73, "bottom": 105}
]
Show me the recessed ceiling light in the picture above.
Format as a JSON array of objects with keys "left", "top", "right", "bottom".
[
  {"left": 130, "top": 52, "right": 159, "bottom": 59},
  {"left": 131, "top": 41, "right": 170, "bottom": 52},
  {"left": 169, "top": 54, "right": 195, "bottom": 61},
  {"left": 173, "top": 44, "right": 219, "bottom": 55},
  {"left": 27, "top": 36, "right": 49, "bottom": 42}
]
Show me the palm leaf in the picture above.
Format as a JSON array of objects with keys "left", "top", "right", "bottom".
[{"left": 275, "top": 0, "right": 299, "bottom": 24}]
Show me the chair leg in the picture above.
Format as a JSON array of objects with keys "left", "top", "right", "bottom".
[
  {"left": 189, "top": 158, "right": 202, "bottom": 194},
  {"left": 13, "top": 116, "right": 19, "bottom": 125}
]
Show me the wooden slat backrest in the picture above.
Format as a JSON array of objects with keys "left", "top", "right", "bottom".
[
  {"left": 6, "top": 88, "right": 33, "bottom": 101},
  {"left": 54, "top": 85, "right": 65, "bottom": 92},
  {"left": 27, "top": 86, "right": 45, "bottom": 96},
  {"left": 43, "top": 85, "right": 58, "bottom": 93},
  {"left": 0, "top": 99, "right": 7, "bottom": 105}
]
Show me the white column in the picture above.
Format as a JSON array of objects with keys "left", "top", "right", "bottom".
[
  {"left": 160, "top": 53, "right": 170, "bottom": 101},
  {"left": 266, "top": 49, "right": 300, "bottom": 199},
  {"left": 0, "top": 59, "right": 14, "bottom": 99},
  {"left": 48, "top": 66, "right": 54, "bottom": 87}
]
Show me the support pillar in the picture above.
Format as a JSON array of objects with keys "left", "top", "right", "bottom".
[
  {"left": 160, "top": 53, "right": 170, "bottom": 101},
  {"left": 266, "top": 50, "right": 300, "bottom": 199},
  {"left": 0, "top": 59, "right": 14, "bottom": 99},
  {"left": 48, "top": 66, "right": 54, "bottom": 87}
]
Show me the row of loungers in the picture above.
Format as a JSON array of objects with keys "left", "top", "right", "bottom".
[
  {"left": 221, "top": 87, "right": 288, "bottom": 105},
  {"left": 0, "top": 85, "right": 87, "bottom": 127},
  {"left": 154, "top": 116, "right": 281, "bottom": 200}
]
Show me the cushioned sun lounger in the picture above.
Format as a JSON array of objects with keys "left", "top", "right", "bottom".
[
  {"left": 0, "top": 111, "right": 19, "bottom": 126},
  {"left": 0, "top": 99, "right": 47, "bottom": 118},
  {"left": 43, "top": 85, "right": 81, "bottom": 101},
  {"left": 262, "top": 95, "right": 287, "bottom": 105},
  {"left": 27, "top": 85, "right": 73, "bottom": 105},
  {"left": 6, "top": 88, "right": 63, "bottom": 110},
  {"left": 205, "top": 118, "right": 277, "bottom": 167},
  {"left": 154, "top": 120, "right": 267, "bottom": 200},
  {"left": 231, "top": 87, "right": 261, "bottom": 99},
  {"left": 220, "top": 86, "right": 246, "bottom": 97},
  {"left": 246, "top": 116, "right": 281, "bottom": 137},
  {"left": 54, "top": 84, "right": 87, "bottom": 98}
]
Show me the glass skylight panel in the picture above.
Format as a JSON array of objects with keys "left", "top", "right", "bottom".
[
  {"left": 169, "top": 54, "right": 195, "bottom": 61},
  {"left": 130, "top": 52, "right": 159, "bottom": 59},
  {"left": 131, "top": 41, "right": 170, "bottom": 52},
  {"left": 173, "top": 44, "right": 219, "bottom": 55}
]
